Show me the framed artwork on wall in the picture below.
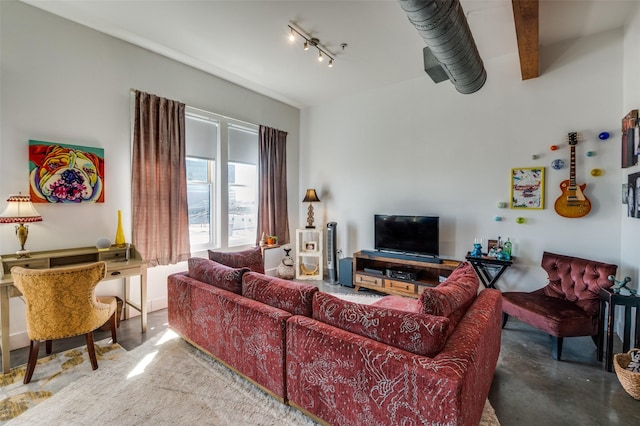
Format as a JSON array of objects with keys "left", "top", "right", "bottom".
[
  {"left": 627, "top": 172, "right": 640, "bottom": 218},
  {"left": 621, "top": 109, "right": 638, "bottom": 169},
  {"left": 510, "top": 167, "right": 545, "bottom": 210},
  {"left": 29, "top": 140, "right": 105, "bottom": 203}
]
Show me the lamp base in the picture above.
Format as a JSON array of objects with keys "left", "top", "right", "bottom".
[{"left": 16, "top": 249, "right": 31, "bottom": 258}]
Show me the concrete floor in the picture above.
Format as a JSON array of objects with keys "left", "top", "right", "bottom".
[{"left": 9, "top": 282, "right": 640, "bottom": 425}]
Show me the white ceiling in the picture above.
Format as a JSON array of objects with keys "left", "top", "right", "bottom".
[{"left": 22, "top": 0, "right": 636, "bottom": 109}]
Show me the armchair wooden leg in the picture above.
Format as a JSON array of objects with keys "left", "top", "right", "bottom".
[
  {"left": 45, "top": 340, "right": 52, "bottom": 355},
  {"left": 501, "top": 312, "right": 509, "bottom": 329},
  {"left": 85, "top": 332, "right": 98, "bottom": 370},
  {"left": 109, "top": 312, "right": 118, "bottom": 344},
  {"left": 552, "top": 336, "right": 564, "bottom": 361},
  {"left": 24, "top": 340, "right": 40, "bottom": 384}
]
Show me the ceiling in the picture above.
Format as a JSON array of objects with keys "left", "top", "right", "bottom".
[{"left": 22, "top": 0, "right": 636, "bottom": 109}]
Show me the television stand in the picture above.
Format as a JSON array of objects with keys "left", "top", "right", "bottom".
[{"left": 352, "top": 250, "right": 460, "bottom": 298}]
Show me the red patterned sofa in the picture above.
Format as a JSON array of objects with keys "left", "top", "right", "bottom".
[{"left": 168, "top": 259, "right": 502, "bottom": 426}]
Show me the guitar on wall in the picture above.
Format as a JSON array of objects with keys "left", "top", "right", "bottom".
[{"left": 554, "top": 132, "right": 592, "bottom": 218}]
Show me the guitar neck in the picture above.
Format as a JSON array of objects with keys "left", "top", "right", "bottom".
[{"left": 569, "top": 144, "right": 576, "bottom": 188}]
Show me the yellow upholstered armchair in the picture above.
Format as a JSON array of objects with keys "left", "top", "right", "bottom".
[{"left": 11, "top": 261, "right": 117, "bottom": 384}]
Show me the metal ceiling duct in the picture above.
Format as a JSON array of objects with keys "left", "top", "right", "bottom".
[{"left": 399, "top": 0, "right": 487, "bottom": 94}]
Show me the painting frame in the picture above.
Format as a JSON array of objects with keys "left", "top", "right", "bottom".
[
  {"left": 28, "top": 140, "right": 105, "bottom": 203},
  {"left": 627, "top": 172, "right": 640, "bottom": 218},
  {"left": 304, "top": 241, "right": 317, "bottom": 252},
  {"left": 510, "top": 167, "right": 545, "bottom": 210}
]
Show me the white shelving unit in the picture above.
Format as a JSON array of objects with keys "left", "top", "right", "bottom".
[{"left": 295, "top": 228, "right": 323, "bottom": 280}]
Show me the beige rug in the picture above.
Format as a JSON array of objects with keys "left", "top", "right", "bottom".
[
  {"left": 0, "top": 339, "right": 124, "bottom": 423},
  {"left": 7, "top": 327, "right": 499, "bottom": 425}
]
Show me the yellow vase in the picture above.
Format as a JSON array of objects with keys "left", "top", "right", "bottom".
[{"left": 115, "top": 210, "right": 126, "bottom": 248}]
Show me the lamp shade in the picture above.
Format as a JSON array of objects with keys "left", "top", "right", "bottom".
[
  {"left": 302, "top": 189, "right": 320, "bottom": 203},
  {"left": 0, "top": 194, "right": 43, "bottom": 223}
]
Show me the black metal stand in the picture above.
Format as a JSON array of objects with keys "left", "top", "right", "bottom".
[
  {"left": 597, "top": 288, "right": 640, "bottom": 372},
  {"left": 465, "top": 253, "right": 513, "bottom": 289}
]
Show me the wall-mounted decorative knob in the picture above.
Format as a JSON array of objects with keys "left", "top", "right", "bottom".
[
  {"left": 531, "top": 154, "right": 539, "bottom": 160},
  {"left": 516, "top": 217, "right": 526, "bottom": 224},
  {"left": 494, "top": 216, "right": 502, "bottom": 221},
  {"left": 586, "top": 151, "right": 596, "bottom": 157},
  {"left": 551, "top": 159, "right": 564, "bottom": 170},
  {"left": 591, "top": 168, "right": 602, "bottom": 176},
  {"left": 598, "top": 132, "right": 610, "bottom": 140},
  {"left": 550, "top": 145, "right": 559, "bottom": 151},
  {"left": 497, "top": 201, "right": 508, "bottom": 209}
]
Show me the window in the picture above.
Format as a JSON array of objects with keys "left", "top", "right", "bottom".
[{"left": 185, "top": 108, "right": 258, "bottom": 251}]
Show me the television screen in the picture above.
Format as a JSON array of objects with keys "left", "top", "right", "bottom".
[{"left": 374, "top": 215, "right": 439, "bottom": 257}]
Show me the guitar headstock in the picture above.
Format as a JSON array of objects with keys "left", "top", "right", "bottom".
[{"left": 567, "top": 132, "right": 579, "bottom": 146}]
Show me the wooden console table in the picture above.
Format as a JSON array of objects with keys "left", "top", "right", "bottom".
[
  {"left": 0, "top": 245, "right": 147, "bottom": 373},
  {"left": 465, "top": 253, "right": 513, "bottom": 289},
  {"left": 352, "top": 251, "right": 460, "bottom": 298}
]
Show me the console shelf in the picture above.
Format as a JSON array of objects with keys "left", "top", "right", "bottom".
[{"left": 352, "top": 250, "right": 461, "bottom": 298}]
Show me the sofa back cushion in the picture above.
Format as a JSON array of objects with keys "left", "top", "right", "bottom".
[
  {"left": 188, "top": 257, "right": 248, "bottom": 294},
  {"left": 242, "top": 272, "right": 317, "bottom": 317},
  {"left": 313, "top": 292, "right": 449, "bottom": 357},
  {"left": 418, "top": 262, "right": 479, "bottom": 319},
  {"left": 208, "top": 246, "right": 264, "bottom": 274},
  {"left": 541, "top": 251, "right": 617, "bottom": 316}
]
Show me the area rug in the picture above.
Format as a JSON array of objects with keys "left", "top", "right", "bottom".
[
  {"left": 0, "top": 339, "right": 124, "bottom": 423},
  {"left": 7, "top": 327, "right": 500, "bottom": 425}
]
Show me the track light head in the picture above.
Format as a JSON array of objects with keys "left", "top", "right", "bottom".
[
  {"left": 303, "top": 41, "right": 309, "bottom": 50},
  {"left": 318, "top": 51, "right": 323, "bottom": 62}
]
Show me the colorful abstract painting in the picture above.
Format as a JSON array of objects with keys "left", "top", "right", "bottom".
[
  {"left": 510, "top": 167, "right": 545, "bottom": 210},
  {"left": 29, "top": 140, "right": 105, "bottom": 203}
]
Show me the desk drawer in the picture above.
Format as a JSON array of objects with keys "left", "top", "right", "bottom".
[
  {"left": 354, "top": 273, "right": 383, "bottom": 288},
  {"left": 385, "top": 279, "right": 416, "bottom": 295},
  {"left": 4, "top": 258, "right": 49, "bottom": 272}
]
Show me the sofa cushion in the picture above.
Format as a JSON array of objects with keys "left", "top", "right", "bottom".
[
  {"left": 418, "top": 262, "right": 479, "bottom": 318},
  {"left": 313, "top": 291, "right": 449, "bottom": 357},
  {"left": 242, "top": 272, "right": 317, "bottom": 317},
  {"left": 208, "top": 246, "right": 265, "bottom": 274},
  {"left": 188, "top": 257, "right": 248, "bottom": 294}
]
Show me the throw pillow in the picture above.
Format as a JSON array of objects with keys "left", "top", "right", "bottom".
[
  {"left": 188, "top": 257, "right": 248, "bottom": 294},
  {"left": 208, "top": 246, "right": 265, "bottom": 274},
  {"left": 417, "top": 262, "right": 479, "bottom": 318},
  {"left": 313, "top": 292, "right": 449, "bottom": 357},
  {"left": 242, "top": 272, "right": 317, "bottom": 317}
]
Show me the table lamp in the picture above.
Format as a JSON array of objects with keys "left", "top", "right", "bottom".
[
  {"left": 0, "top": 194, "right": 43, "bottom": 258},
  {"left": 302, "top": 189, "right": 320, "bottom": 229}
]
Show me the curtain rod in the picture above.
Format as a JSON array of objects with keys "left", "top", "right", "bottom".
[{"left": 129, "top": 89, "right": 258, "bottom": 129}]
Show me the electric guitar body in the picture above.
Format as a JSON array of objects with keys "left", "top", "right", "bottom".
[{"left": 554, "top": 132, "right": 591, "bottom": 218}]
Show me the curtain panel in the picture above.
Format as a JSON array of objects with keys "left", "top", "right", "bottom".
[
  {"left": 257, "top": 125, "right": 290, "bottom": 244},
  {"left": 132, "top": 90, "right": 190, "bottom": 266}
]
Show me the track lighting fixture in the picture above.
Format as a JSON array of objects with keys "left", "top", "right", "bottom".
[{"left": 287, "top": 24, "right": 335, "bottom": 68}]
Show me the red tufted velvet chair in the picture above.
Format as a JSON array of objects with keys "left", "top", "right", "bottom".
[{"left": 501, "top": 252, "right": 617, "bottom": 360}]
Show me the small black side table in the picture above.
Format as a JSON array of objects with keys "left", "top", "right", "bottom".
[
  {"left": 597, "top": 288, "right": 640, "bottom": 372},
  {"left": 465, "top": 253, "right": 513, "bottom": 289}
]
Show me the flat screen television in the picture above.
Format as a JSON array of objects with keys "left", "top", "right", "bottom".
[{"left": 374, "top": 215, "right": 439, "bottom": 257}]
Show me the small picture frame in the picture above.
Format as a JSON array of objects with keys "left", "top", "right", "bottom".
[
  {"left": 304, "top": 241, "right": 317, "bottom": 251},
  {"left": 510, "top": 167, "right": 545, "bottom": 210}
]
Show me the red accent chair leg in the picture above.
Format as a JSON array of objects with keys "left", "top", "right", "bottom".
[
  {"left": 552, "top": 336, "right": 564, "bottom": 361},
  {"left": 24, "top": 340, "right": 41, "bottom": 384},
  {"left": 85, "top": 332, "right": 98, "bottom": 370}
]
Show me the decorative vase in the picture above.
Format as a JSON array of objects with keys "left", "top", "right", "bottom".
[
  {"left": 277, "top": 248, "right": 295, "bottom": 279},
  {"left": 115, "top": 210, "right": 126, "bottom": 248}
]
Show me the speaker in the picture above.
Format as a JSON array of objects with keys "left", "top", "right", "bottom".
[
  {"left": 326, "top": 222, "right": 337, "bottom": 283},
  {"left": 338, "top": 257, "right": 353, "bottom": 288}
]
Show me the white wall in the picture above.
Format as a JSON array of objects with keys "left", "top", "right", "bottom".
[
  {"left": 301, "top": 28, "right": 624, "bottom": 292},
  {"left": 0, "top": 1, "right": 300, "bottom": 349}
]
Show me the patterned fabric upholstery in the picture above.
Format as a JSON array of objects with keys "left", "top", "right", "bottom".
[
  {"left": 286, "top": 289, "right": 503, "bottom": 426},
  {"left": 418, "top": 262, "right": 479, "bottom": 318},
  {"left": 313, "top": 291, "right": 449, "bottom": 357},
  {"left": 242, "top": 272, "right": 317, "bottom": 317},
  {"left": 11, "top": 262, "right": 114, "bottom": 340},
  {"left": 168, "top": 272, "right": 291, "bottom": 400},
  {"left": 188, "top": 257, "right": 249, "bottom": 294},
  {"left": 208, "top": 246, "right": 264, "bottom": 274}
]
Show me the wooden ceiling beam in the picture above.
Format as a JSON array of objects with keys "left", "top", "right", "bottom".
[{"left": 512, "top": 0, "right": 539, "bottom": 80}]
